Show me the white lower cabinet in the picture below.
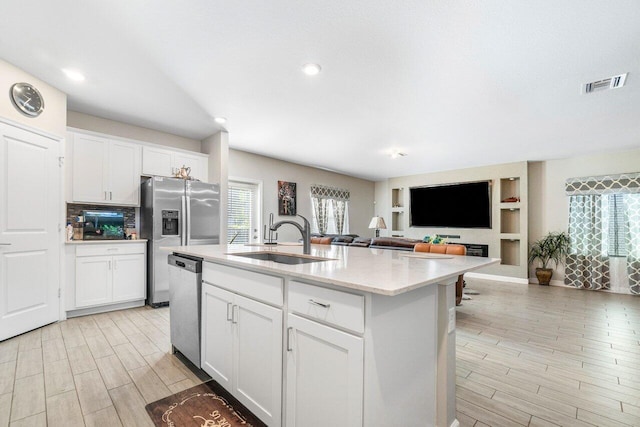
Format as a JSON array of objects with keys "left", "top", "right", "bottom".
[
  {"left": 74, "top": 243, "right": 146, "bottom": 309},
  {"left": 201, "top": 282, "right": 283, "bottom": 426},
  {"left": 285, "top": 313, "right": 364, "bottom": 427},
  {"left": 76, "top": 256, "right": 112, "bottom": 307}
]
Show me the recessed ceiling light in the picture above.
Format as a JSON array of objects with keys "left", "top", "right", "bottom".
[
  {"left": 214, "top": 117, "right": 227, "bottom": 124},
  {"left": 302, "top": 63, "right": 322, "bottom": 76},
  {"left": 62, "top": 68, "right": 85, "bottom": 82}
]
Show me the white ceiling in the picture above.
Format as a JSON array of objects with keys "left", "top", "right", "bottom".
[{"left": 1, "top": 1, "right": 639, "bottom": 181}]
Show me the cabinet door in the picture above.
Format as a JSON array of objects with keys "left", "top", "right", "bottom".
[
  {"left": 111, "top": 254, "right": 145, "bottom": 302},
  {"left": 76, "top": 256, "right": 112, "bottom": 308},
  {"left": 234, "top": 294, "right": 282, "bottom": 427},
  {"left": 142, "top": 146, "right": 173, "bottom": 177},
  {"left": 108, "top": 141, "right": 141, "bottom": 206},
  {"left": 286, "top": 314, "right": 364, "bottom": 427},
  {"left": 72, "top": 134, "right": 109, "bottom": 203},
  {"left": 173, "top": 152, "right": 206, "bottom": 181},
  {"left": 201, "top": 284, "right": 234, "bottom": 391}
]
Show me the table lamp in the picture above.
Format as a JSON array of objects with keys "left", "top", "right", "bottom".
[{"left": 368, "top": 216, "right": 387, "bottom": 237}]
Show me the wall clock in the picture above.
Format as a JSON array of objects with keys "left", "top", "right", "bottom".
[{"left": 10, "top": 82, "right": 44, "bottom": 117}]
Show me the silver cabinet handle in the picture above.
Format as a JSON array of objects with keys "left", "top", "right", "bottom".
[
  {"left": 0, "top": 243, "right": 11, "bottom": 245},
  {"left": 226, "top": 302, "right": 233, "bottom": 321},
  {"left": 110, "top": 191, "right": 113, "bottom": 201},
  {"left": 308, "top": 299, "right": 330, "bottom": 309},
  {"left": 104, "top": 191, "right": 108, "bottom": 200},
  {"left": 108, "top": 260, "right": 112, "bottom": 270},
  {"left": 287, "top": 327, "right": 293, "bottom": 352},
  {"left": 231, "top": 305, "right": 238, "bottom": 324}
]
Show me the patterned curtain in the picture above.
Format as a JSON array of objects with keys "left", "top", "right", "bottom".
[
  {"left": 310, "top": 184, "right": 350, "bottom": 235},
  {"left": 331, "top": 199, "right": 347, "bottom": 235},
  {"left": 625, "top": 194, "right": 640, "bottom": 294},
  {"left": 312, "top": 197, "right": 329, "bottom": 234},
  {"left": 564, "top": 195, "right": 610, "bottom": 290}
]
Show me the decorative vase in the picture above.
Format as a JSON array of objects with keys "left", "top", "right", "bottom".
[{"left": 535, "top": 268, "right": 553, "bottom": 286}]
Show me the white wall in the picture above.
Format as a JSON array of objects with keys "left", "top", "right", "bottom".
[
  {"left": 67, "top": 111, "right": 201, "bottom": 152},
  {"left": 229, "top": 149, "right": 375, "bottom": 242},
  {"left": 0, "top": 59, "right": 67, "bottom": 137},
  {"left": 202, "top": 131, "right": 229, "bottom": 242},
  {"left": 529, "top": 147, "right": 640, "bottom": 284}
]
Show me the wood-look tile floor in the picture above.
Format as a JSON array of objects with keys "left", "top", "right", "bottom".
[
  {"left": 1, "top": 280, "right": 639, "bottom": 426},
  {"left": 456, "top": 279, "right": 640, "bottom": 427},
  {"left": 0, "top": 305, "right": 207, "bottom": 427}
]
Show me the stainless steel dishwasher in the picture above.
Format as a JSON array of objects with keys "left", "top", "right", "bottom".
[{"left": 167, "top": 253, "right": 203, "bottom": 368}]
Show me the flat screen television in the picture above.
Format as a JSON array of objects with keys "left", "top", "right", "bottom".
[{"left": 409, "top": 181, "right": 491, "bottom": 228}]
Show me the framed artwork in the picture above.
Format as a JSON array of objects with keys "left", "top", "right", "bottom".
[{"left": 278, "top": 181, "right": 297, "bottom": 216}]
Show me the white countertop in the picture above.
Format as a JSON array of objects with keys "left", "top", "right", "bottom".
[
  {"left": 66, "top": 239, "right": 147, "bottom": 245},
  {"left": 161, "top": 244, "right": 500, "bottom": 296}
]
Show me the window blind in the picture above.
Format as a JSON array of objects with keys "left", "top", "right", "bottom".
[{"left": 227, "top": 184, "right": 254, "bottom": 244}]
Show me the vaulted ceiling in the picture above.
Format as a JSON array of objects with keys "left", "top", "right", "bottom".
[{"left": 1, "top": 1, "right": 639, "bottom": 180}]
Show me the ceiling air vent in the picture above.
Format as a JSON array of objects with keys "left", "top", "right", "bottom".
[{"left": 583, "top": 73, "right": 628, "bottom": 94}]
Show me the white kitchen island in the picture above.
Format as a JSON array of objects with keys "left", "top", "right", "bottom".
[{"left": 163, "top": 243, "right": 499, "bottom": 427}]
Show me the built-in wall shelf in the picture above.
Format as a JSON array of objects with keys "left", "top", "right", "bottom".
[
  {"left": 390, "top": 187, "right": 405, "bottom": 233},
  {"left": 499, "top": 202, "right": 522, "bottom": 209},
  {"left": 500, "top": 177, "right": 520, "bottom": 202},
  {"left": 500, "top": 239, "right": 521, "bottom": 266},
  {"left": 496, "top": 175, "right": 525, "bottom": 269},
  {"left": 391, "top": 211, "right": 404, "bottom": 232},
  {"left": 391, "top": 188, "right": 404, "bottom": 209},
  {"left": 500, "top": 209, "right": 520, "bottom": 234}
]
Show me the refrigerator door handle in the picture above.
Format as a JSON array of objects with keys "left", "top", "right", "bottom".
[
  {"left": 186, "top": 195, "right": 191, "bottom": 245},
  {"left": 181, "top": 195, "right": 187, "bottom": 246}
]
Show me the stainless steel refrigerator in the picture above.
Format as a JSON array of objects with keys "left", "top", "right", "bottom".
[{"left": 140, "top": 176, "right": 220, "bottom": 306}]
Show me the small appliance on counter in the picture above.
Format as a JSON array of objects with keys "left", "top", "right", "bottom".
[{"left": 82, "top": 210, "right": 125, "bottom": 240}]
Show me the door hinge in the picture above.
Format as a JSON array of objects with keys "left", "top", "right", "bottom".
[{"left": 58, "top": 156, "right": 64, "bottom": 167}]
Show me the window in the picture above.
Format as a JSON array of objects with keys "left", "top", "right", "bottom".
[
  {"left": 227, "top": 180, "right": 261, "bottom": 244},
  {"left": 309, "top": 184, "right": 350, "bottom": 235},
  {"left": 565, "top": 173, "right": 640, "bottom": 293},
  {"left": 605, "top": 193, "right": 628, "bottom": 257}
]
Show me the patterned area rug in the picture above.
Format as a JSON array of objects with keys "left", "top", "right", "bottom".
[{"left": 145, "top": 380, "right": 267, "bottom": 427}]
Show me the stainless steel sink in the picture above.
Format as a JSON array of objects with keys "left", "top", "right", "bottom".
[{"left": 228, "top": 252, "right": 333, "bottom": 265}]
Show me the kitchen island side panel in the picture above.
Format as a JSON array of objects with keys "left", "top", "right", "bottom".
[{"left": 364, "top": 284, "right": 438, "bottom": 426}]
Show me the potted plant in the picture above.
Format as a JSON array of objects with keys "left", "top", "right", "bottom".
[{"left": 528, "top": 231, "right": 571, "bottom": 285}]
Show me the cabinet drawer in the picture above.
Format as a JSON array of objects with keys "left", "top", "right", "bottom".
[
  {"left": 76, "top": 243, "right": 146, "bottom": 257},
  {"left": 203, "top": 262, "right": 283, "bottom": 307},
  {"left": 288, "top": 281, "right": 364, "bottom": 333}
]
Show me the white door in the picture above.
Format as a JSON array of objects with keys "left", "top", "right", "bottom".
[
  {"left": 286, "top": 314, "right": 364, "bottom": 427},
  {"left": 234, "top": 294, "right": 282, "bottom": 427},
  {"left": 111, "top": 254, "right": 145, "bottom": 302},
  {"left": 72, "top": 133, "right": 108, "bottom": 203},
  {"left": 0, "top": 123, "right": 61, "bottom": 341},
  {"left": 75, "top": 256, "right": 112, "bottom": 308},
  {"left": 201, "top": 284, "right": 234, "bottom": 391},
  {"left": 108, "top": 141, "right": 140, "bottom": 205}
]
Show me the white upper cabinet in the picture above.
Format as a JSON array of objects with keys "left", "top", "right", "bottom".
[
  {"left": 71, "top": 133, "right": 141, "bottom": 206},
  {"left": 142, "top": 146, "right": 208, "bottom": 182}
]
